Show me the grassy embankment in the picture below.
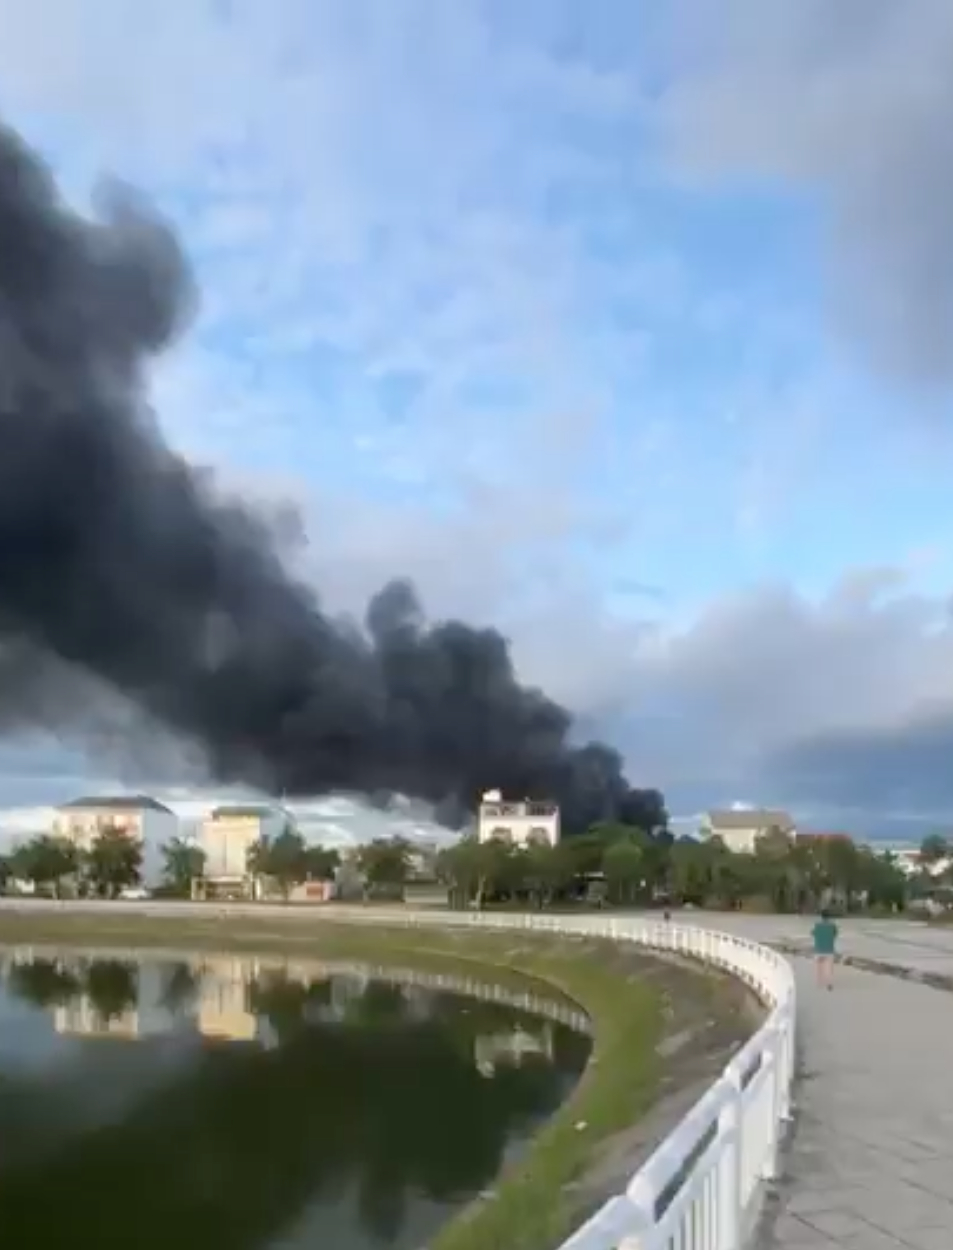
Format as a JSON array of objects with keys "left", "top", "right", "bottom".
[{"left": 0, "top": 910, "right": 729, "bottom": 1250}]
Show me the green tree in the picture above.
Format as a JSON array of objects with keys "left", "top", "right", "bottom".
[
  {"left": 436, "top": 835, "right": 519, "bottom": 909},
  {"left": 602, "top": 837, "right": 646, "bottom": 906},
  {"left": 861, "top": 848, "right": 908, "bottom": 911},
  {"left": 5, "top": 957, "right": 82, "bottom": 1008},
  {"left": 706, "top": 847, "right": 754, "bottom": 910},
  {"left": 249, "top": 828, "right": 308, "bottom": 900},
  {"left": 755, "top": 825, "right": 794, "bottom": 859},
  {"left": 356, "top": 837, "right": 411, "bottom": 899},
  {"left": 436, "top": 836, "right": 484, "bottom": 908},
  {"left": 560, "top": 828, "right": 611, "bottom": 884},
  {"left": 159, "top": 961, "right": 203, "bottom": 1016},
  {"left": 518, "top": 838, "right": 571, "bottom": 909},
  {"left": 304, "top": 844, "right": 341, "bottom": 881},
  {"left": 85, "top": 959, "right": 139, "bottom": 1022},
  {"left": 161, "top": 837, "right": 206, "bottom": 897},
  {"left": 0, "top": 851, "right": 10, "bottom": 892},
  {"left": 84, "top": 826, "right": 143, "bottom": 898},
  {"left": 669, "top": 838, "right": 712, "bottom": 904},
  {"left": 9, "top": 835, "right": 79, "bottom": 897},
  {"left": 920, "top": 833, "right": 950, "bottom": 864}
]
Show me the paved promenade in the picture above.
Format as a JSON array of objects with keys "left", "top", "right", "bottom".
[{"left": 696, "top": 913, "right": 953, "bottom": 1249}]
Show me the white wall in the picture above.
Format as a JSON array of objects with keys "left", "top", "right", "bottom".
[
  {"left": 714, "top": 827, "right": 761, "bottom": 855},
  {"left": 200, "top": 810, "right": 284, "bottom": 878}
]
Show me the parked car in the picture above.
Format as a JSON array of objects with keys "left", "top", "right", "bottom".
[{"left": 118, "top": 886, "right": 150, "bottom": 901}]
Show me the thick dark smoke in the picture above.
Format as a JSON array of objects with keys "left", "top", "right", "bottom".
[{"left": 0, "top": 122, "right": 664, "bottom": 834}]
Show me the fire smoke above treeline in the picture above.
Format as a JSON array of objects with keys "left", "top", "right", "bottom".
[{"left": 0, "top": 121, "right": 664, "bottom": 834}]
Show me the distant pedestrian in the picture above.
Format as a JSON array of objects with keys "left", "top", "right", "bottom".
[{"left": 812, "top": 908, "right": 838, "bottom": 990}]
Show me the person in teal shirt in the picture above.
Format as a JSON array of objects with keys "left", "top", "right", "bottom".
[{"left": 812, "top": 909, "right": 838, "bottom": 990}]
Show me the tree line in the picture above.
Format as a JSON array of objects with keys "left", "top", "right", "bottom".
[
  {"left": 0, "top": 826, "right": 145, "bottom": 899},
  {"left": 434, "top": 823, "right": 919, "bottom": 914},
  {"left": 233, "top": 823, "right": 949, "bottom": 914},
  {"left": 2, "top": 819, "right": 950, "bottom": 915},
  {"left": 0, "top": 823, "right": 409, "bottom": 901}
]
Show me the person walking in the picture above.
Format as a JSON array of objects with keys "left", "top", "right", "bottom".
[{"left": 812, "top": 908, "right": 839, "bottom": 990}]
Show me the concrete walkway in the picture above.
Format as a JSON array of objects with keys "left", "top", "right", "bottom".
[{"left": 694, "top": 914, "right": 953, "bottom": 1249}]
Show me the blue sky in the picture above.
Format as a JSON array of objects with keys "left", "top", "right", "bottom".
[{"left": 3, "top": 0, "right": 953, "bottom": 837}]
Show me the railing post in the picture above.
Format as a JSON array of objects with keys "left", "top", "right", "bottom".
[
  {"left": 776, "top": 1005, "right": 794, "bottom": 1121},
  {"left": 760, "top": 1035, "right": 781, "bottom": 1183},
  {"left": 626, "top": 1174, "right": 662, "bottom": 1250},
  {"left": 718, "top": 1064, "right": 744, "bottom": 1250}
]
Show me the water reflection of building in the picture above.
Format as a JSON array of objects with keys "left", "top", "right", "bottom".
[
  {"left": 196, "top": 957, "right": 259, "bottom": 1041},
  {"left": 473, "top": 1022, "right": 555, "bottom": 1079},
  {"left": 53, "top": 995, "right": 139, "bottom": 1039}
]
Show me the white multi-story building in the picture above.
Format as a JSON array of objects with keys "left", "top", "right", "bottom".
[
  {"left": 53, "top": 995, "right": 139, "bottom": 1039},
  {"left": 477, "top": 790, "right": 560, "bottom": 847},
  {"left": 52, "top": 794, "right": 177, "bottom": 852}
]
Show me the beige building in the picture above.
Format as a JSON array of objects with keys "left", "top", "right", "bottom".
[
  {"left": 52, "top": 794, "right": 176, "bottom": 852},
  {"left": 699, "top": 808, "right": 796, "bottom": 855},
  {"left": 195, "top": 804, "right": 285, "bottom": 899},
  {"left": 196, "top": 957, "right": 258, "bottom": 1041},
  {"left": 477, "top": 790, "right": 561, "bottom": 847}
]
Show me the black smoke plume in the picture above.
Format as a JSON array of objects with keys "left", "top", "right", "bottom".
[{"left": 0, "top": 121, "right": 664, "bottom": 834}]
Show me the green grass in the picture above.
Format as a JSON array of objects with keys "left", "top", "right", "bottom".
[{"left": 0, "top": 912, "right": 666, "bottom": 1250}]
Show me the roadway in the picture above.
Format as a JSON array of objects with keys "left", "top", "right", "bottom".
[{"left": 1, "top": 900, "right": 951, "bottom": 1247}]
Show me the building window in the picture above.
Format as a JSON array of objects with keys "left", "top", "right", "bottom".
[
  {"left": 527, "top": 826, "right": 550, "bottom": 845},
  {"left": 490, "top": 827, "right": 513, "bottom": 843},
  {"left": 525, "top": 803, "right": 556, "bottom": 817}
]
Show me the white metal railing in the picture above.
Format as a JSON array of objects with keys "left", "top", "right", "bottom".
[
  {"left": 0, "top": 900, "right": 795, "bottom": 1248},
  {"left": 319, "top": 907, "right": 796, "bottom": 1250}
]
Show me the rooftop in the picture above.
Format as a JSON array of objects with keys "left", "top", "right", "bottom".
[
  {"left": 59, "top": 794, "right": 173, "bottom": 814},
  {"left": 705, "top": 808, "right": 795, "bottom": 831},
  {"left": 796, "top": 830, "right": 854, "bottom": 842},
  {"left": 209, "top": 805, "right": 276, "bottom": 819}
]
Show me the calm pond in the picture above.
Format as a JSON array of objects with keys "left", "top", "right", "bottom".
[{"left": 0, "top": 948, "right": 590, "bottom": 1250}]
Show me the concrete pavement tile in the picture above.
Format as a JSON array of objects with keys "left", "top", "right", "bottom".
[
  {"left": 854, "top": 1202, "right": 953, "bottom": 1238},
  {"left": 798, "top": 1210, "right": 877, "bottom": 1238},
  {"left": 769, "top": 1240, "right": 845, "bottom": 1248},
  {"left": 770, "top": 1213, "right": 826, "bottom": 1241},
  {"left": 837, "top": 1231, "right": 911, "bottom": 1249},
  {"left": 766, "top": 1231, "right": 849, "bottom": 1250},
  {"left": 901, "top": 1160, "right": 953, "bottom": 1201},
  {"left": 786, "top": 1186, "right": 872, "bottom": 1216},
  {"left": 900, "top": 1231, "right": 953, "bottom": 1250}
]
